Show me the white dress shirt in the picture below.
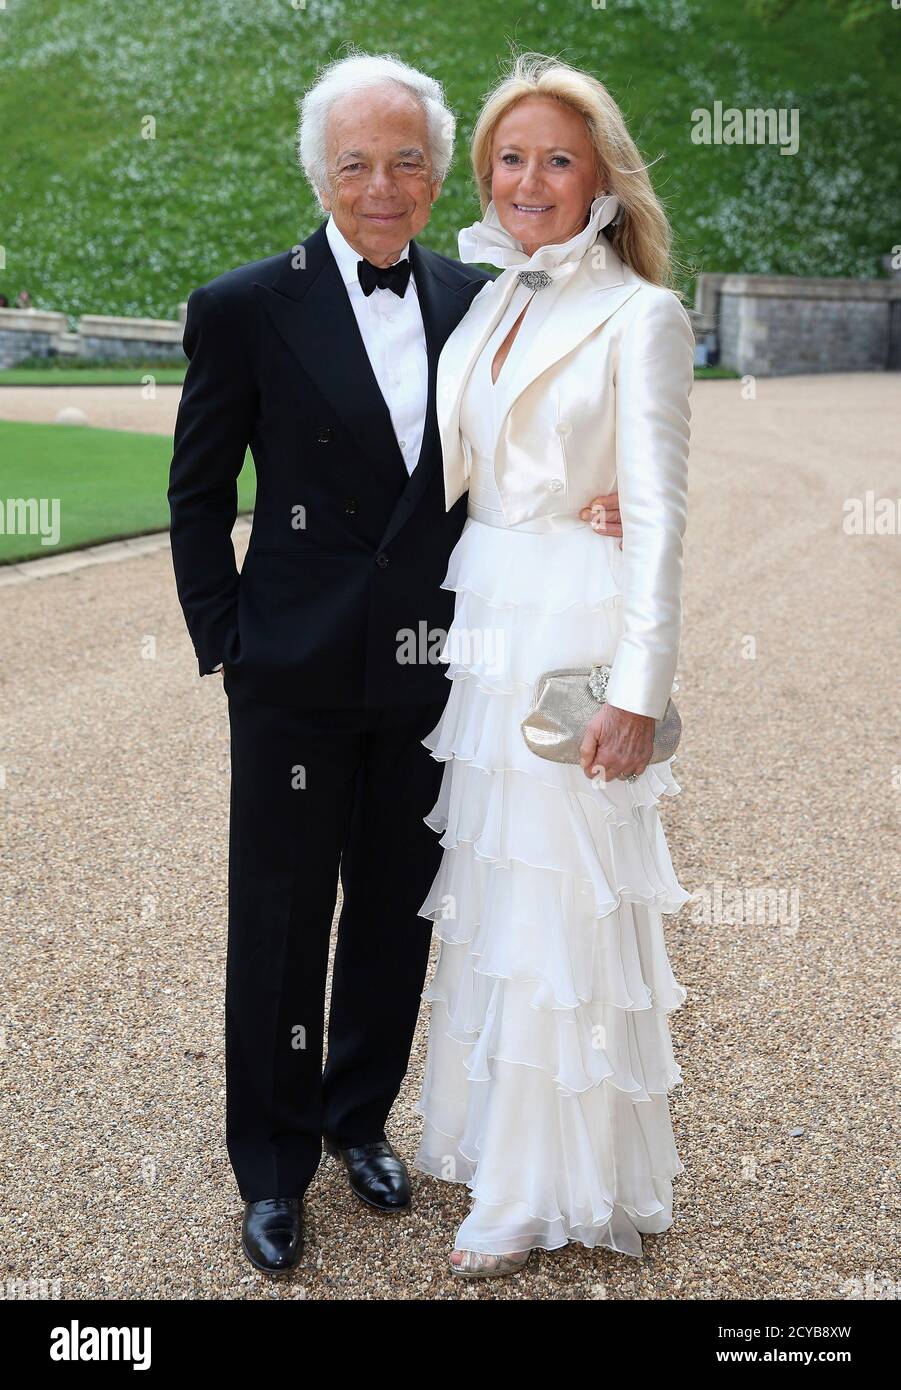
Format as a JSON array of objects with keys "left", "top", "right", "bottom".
[{"left": 325, "top": 214, "right": 429, "bottom": 477}]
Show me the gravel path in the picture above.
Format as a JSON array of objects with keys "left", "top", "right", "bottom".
[
  {"left": 0, "top": 384, "right": 182, "bottom": 433},
  {"left": 0, "top": 373, "right": 898, "bottom": 1301}
]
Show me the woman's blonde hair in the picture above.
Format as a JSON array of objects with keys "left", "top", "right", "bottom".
[{"left": 470, "top": 52, "right": 674, "bottom": 287}]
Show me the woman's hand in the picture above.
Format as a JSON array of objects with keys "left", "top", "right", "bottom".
[
  {"left": 579, "top": 703, "right": 654, "bottom": 781},
  {"left": 579, "top": 491, "right": 622, "bottom": 547}
]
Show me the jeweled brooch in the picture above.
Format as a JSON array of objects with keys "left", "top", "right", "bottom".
[{"left": 517, "top": 270, "right": 553, "bottom": 291}]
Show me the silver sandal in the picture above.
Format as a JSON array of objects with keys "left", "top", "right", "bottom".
[{"left": 449, "top": 1248, "right": 533, "bottom": 1279}]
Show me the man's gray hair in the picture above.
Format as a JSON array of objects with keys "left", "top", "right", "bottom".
[{"left": 297, "top": 52, "right": 456, "bottom": 207}]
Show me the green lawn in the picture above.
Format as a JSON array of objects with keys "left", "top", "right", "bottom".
[
  {"left": 0, "top": 0, "right": 885, "bottom": 560},
  {"left": 0, "top": 0, "right": 897, "bottom": 321},
  {"left": 0, "top": 368, "right": 188, "bottom": 387},
  {"left": 0, "top": 363, "right": 737, "bottom": 389},
  {"left": 0, "top": 421, "right": 255, "bottom": 564},
  {"left": 693, "top": 365, "right": 738, "bottom": 379}
]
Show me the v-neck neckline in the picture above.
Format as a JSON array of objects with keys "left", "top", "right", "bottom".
[{"left": 489, "top": 286, "right": 536, "bottom": 388}]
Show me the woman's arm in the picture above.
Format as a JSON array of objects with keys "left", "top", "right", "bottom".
[
  {"left": 604, "top": 287, "right": 694, "bottom": 719},
  {"left": 579, "top": 288, "right": 694, "bottom": 781}
]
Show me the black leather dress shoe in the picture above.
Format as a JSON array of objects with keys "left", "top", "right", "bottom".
[
  {"left": 241, "top": 1197, "right": 303, "bottom": 1274},
  {"left": 323, "top": 1137, "right": 411, "bottom": 1211}
]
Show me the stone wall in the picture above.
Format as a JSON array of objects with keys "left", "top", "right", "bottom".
[
  {"left": 696, "top": 273, "right": 901, "bottom": 377},
  {"left": 78, "top": 337, "right": 185, "bottom": 361},
  {"left": 78, "top": 313, "right": 185, "bottom": 363},
  {"left": 0, "top": 309, "right": 70, "bottom": 369},
  {"left": 0, "top": 305, "right": 187, "bottom": 369},
  {"left": 888, "top": 300, "right": 901, "bottom": 371},
  {"left": 3, "top": 283, "right": 900, "bottom": 377}
]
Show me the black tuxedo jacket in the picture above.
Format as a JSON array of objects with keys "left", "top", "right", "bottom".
[{"left": 167, "top": 219, "right": 495, "bottom": 708}]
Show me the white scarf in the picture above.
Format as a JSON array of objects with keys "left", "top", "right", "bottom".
[{"left": 457, "top": 193, "right": 621, "bottom": 280}]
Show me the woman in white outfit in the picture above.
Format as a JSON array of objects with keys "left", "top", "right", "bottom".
[{"left": 412, "top": 54, "right": 696, "bottom": 1278}]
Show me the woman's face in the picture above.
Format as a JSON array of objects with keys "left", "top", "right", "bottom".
[{"left": 489, "top": 95, "right": 601, "bottom": 255}]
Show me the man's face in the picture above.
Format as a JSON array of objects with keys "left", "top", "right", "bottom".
[{"left": 320, "top": 85, "right": 441, "bottom": 267}]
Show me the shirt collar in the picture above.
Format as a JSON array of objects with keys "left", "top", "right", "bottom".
[{"left": 325, "top": 214, "right": 412, "bottom": 289}]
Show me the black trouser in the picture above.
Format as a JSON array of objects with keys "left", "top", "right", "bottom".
[{"left": 222, "top": 679, "right": 446, "bottom": 1201}]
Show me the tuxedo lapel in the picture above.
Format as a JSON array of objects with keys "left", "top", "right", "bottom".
[{"left": 253, "top": 222, "right": 409, "bottom": 494}]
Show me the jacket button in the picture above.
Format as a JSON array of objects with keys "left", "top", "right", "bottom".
[
  {"left": 547, "top": 478, "right": 565, "bottom": 492},
  {"left": 344, "top": 498, "right": 358, "bottom": 514},
  {"left": 375, "top": 553, "right": 389, "bottom": 568},
  {"left": 555, "top": 421, "right": 572, "bottom": 437},
  {"left": 314, "top": 425, "right": 333, "bottom": 444}
]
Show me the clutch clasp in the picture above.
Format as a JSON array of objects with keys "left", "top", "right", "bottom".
[{"left": 586, "top": 664, "right": 610, "bottom": 703}]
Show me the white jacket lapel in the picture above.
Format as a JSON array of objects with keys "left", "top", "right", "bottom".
[
  {"left": 438, "top": 238, "right": 643, "bottom": 511},
  {"left": 492, "top": 244, "right": 641, "bottom": 443},
  {"left": 437, "top": 272, "right": 522, "bottom": 511}
]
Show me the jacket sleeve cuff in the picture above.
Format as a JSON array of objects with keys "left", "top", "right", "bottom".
[{"left": 604, "top": 646, "right": 676, "bottom": 721}]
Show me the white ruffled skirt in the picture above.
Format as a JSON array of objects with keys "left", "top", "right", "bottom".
[{"left": 413, "top": 513, "right": 690, "bottom": 1258}]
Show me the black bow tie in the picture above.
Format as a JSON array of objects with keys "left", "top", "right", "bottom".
[{"left": 357, "top": 257, "right": 412, "bottom": 298}]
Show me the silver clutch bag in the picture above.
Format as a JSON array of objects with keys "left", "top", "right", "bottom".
[{"left": 520, "top": 663, "right": 681, "bottom": 764}]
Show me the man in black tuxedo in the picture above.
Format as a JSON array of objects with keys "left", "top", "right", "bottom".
[{"left": 168, "top": 54, "right": 620, "bottom": 1273}]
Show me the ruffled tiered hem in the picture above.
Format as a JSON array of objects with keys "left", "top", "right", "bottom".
[
  {"left": 415, "top": 1051, "right": 682, "bottom": 1257},
  {"left": 414, "top": 518, "right": 689, "bottom": 1259}
]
